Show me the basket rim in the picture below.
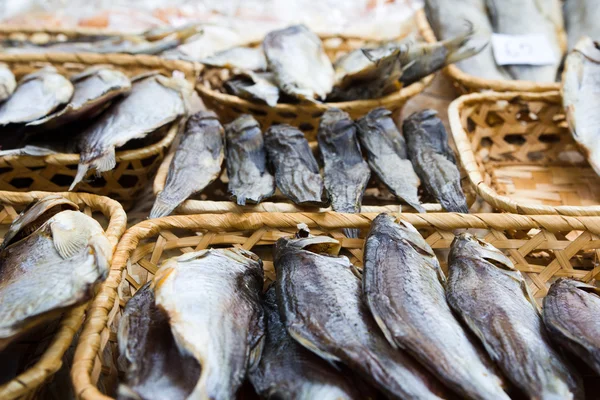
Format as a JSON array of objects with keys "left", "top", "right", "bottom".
[
  {"left": 446, "top": 90, "right": 600, "bottom": 216},
  {"left": 0, "top": 25, "right": 129, "bottom": 37},
  {"left": 415, "top": 9, "right": 561, "bottom": 93},
  {"left": 72, "top": 211, "right": 600, "bottom": 400},
  {"left": 0, "top": 190, "right": 126, "bottom": 400}
]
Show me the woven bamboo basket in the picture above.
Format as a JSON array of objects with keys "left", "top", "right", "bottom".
[
  {"left": 0, "top": 26, "right": 126, "bottom": 43},
  {"left": 415, "top": 10, "right": 562, "bottom": 94},
  {"left": 152, "top": 144, "right": 476, "bottom": 215},
  {"left": 72, "top": 211, "right": 600, "bottom": 399},
  {"left": 196, "top": 35, "right": 434, "bottom": 141},
  {"left": 0, "top": 53, "right": 198, "bottom": 205},
  {"left": 0, "top": 190, "right": 126, "bottom": 400},
  {"left": 448, "top": 90, "right": 600, "bottom": 216}
]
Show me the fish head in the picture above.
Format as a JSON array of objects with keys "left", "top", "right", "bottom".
[
  {"left": 549, "top": 278, "right": 600, "bottom": 298},
  {"left": 225, "top": 114, "right": 261, "bottom": 140},
  {"left": 318, "top": 107, "right": 355, "bottom": 146},
  {"left": 450, "top": 233, "right": 514, "bottom": 271}
]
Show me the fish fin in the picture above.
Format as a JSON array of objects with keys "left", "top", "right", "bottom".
[
  {"left": 287, "top": 326, "right": 341, "bottom": 365},
  {"left": 69, "top": 163, "right": 89, "bottom": 191},
  {"left": 361, "top": 48, "right": 380, "bottom": 64},
  {"left": 51, "top": 221, "right": 88, "bottom": 259},
  {"left": 149, "top": 194, "right": 177, "bottom": 219},
  {"left": 94, "top": 148, "right": 117, "bottom": 173},
  {"left": 368, "top": 297, "right": 400, "bottom": 350},
  {"left": 343, "top": 228, "right": 360, "bottom": 239},
  {"left": 247, "top": 334, "right": 265, "bottom": 372}
]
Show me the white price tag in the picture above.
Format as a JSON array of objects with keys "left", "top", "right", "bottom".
[{"left": 491, "top": 34, "right": 557, "bottom": 66}]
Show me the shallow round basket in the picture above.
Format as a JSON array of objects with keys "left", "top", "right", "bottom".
[
  {"left": 72, "top": 211, "right": 600, "bottom": 399},
  {"left": 415, "top": 10, "right": 562, "bottom": 94},
  {"left": 0, "top": 53, "right": 198, "bottom": 206},
  {"left": 0, "top": 190, "right": 126, "bottom": 400},
  {"left": 196, "top": 34, "right": 434, "bottom": 141},
  {"left": 448, "top": 90, "right": 600, "bottom": 216}
]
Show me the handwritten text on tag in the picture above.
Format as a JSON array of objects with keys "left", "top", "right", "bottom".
[{"left": 491, "top": 34, "right": 557, "bottom": 66}]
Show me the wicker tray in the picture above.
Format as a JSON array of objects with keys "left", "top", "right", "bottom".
[
  {"left": 72, "top": 211, "right": 600, "bottom": 399},
  {"left": 152, "top": 145, "right": 476, "bottom": 215},
  {"left": 0, "top": 191, "right": 126, "bottom": 400},
  {"left": 0, "top": 53, "right": 198, "bottom": 205},
  {"left": 196, "top": 35, "right": 434, "bottom": 141},
  {"left": 415, "top": 10, "right": 562, "bottom": 94},
  {"left": 449, "top": 90, "right": 600, "bottom": 216}
]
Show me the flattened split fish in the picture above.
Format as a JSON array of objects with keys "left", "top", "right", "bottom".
[
  {"left": 224, "top": 71, "right": 279, "bottom": 107},
  {"left": 403, "top": 109, "right": 468, "bottom": 212},
  {"left": 117, "top": 283, "right": 200, "bottom": 400},
  {"left": 274, "top": 233, "right": 450, "bottom": 400},
  {"left": 225, "top": 115, "right": 275, "bottom": 206},
  {"left": 562, "top": 37, "right": 600, "bottom": 176},
  {"left": 363, "top": 214, "right": 508, "bottom": 400},
  {"left": 150, "top": 111, "right": 224, "bottom": 218},
  {"left": 201, "top": 46, "right": 267, "bottom": 71},
  {"left": 0, "top": 64, "right": 16, "bottom": 102},
  {"left": 356, "top": 108, "right": 423, "bottom": 212},
  {"left": 0, "top": 66, "right": 73, "bottom": 125},
  {"left": 318, "top": 108, "right": 370, "bottom": 237},
  {"left": 447, "top": 233, "right": 583, "bottom": 399},
  {"left": 154, "top": 248, "right": 265, "bottom": 400},
  {"left": 249, "top": 286, "right": 363, "bottom": 400},
  {"left": 564, "top": 0, "right": 600, "bottom": 50},
  {"left": 71, "top": 73, "right": 192, "bottom": 191},
  {"left": 28, "top": 66, "right": 131, "bottom": 130},
  {"left": 263, "top": 24, "right": 334, "bottom": 101},
  {"left": 264, "top": 124, "right": 326, "bottom": 206},
  {"left": 0, "top": 195, "right": 111, "bottom": 350},
  {"left": 543, "top": 278, "right": 600, "bottom": 376}
]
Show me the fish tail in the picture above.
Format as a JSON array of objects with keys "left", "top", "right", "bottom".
[
  {"left": 440, "top": 182, "right": 469, "bottom": 213},
  {"left": 149, "top": 194, "right": 177, "bottom": 219},
  {"left": 442, "top": 21, "right": 487, "bottom": 65},
  {"left": 94, "top": 148, "right": 117, "bottom": 173},
  {"left": 343, "top": 228, "right": 360, "bottom": 239},
  {"left": 69, "top": 163, "right": 90, "bottom": 191}
]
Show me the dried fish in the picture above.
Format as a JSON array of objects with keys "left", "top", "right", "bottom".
[
  {"left": 153, "top": 248, "right": 265, "bottom": 400},
  {"left": 447, "top": 233, "right": 583, "bottom": 399},
  {"left": 224, "top": 71, "right": 280, "bottom": 107},
  {"left": 274, "top": 233, "right": 450, "bottom": 400},
  {"left": 363, "top": 214, "right": 508, "bottom": 399},
  {"left": 150, "top": 111, "right": 224, "bottom": 218},
  {"left": 249, "top": 286, "right": 363, "bottom": 400},
  {"left": 356, "top": 108, "right": 423, "bottom": 212},
  {"left": 403, "top": 109, "right": 468, "bottom": 212},
  {"left": 543, "top": 278, "right": 600, "bottom": 376},
  {"left": 564, "top": 0, "right": 600, "bottom": 50},
  {"left": 318, "top": 108, "right": 369, "bottom": 237},
  {"left": 0, "top": 64, "right": 16, "bottom": 102},
  {"left": 201, "top": 46, "right": 267, "bottom": 71},
  {"left": 264, "top": 124, "right": 326, "bottom": 206},
  {"left": 0, "top": 67, "right": 73, "bottom": 125},
  {"left": 264, "top": 25, "right": 334, "bottom": 101},
  {"left": 225, "top": 115, "right": 275, "bottom": 206},
  {"left": 28, "top": 66, "right": 131, "bottom": 130},
  {"left": 71, "top": 73, "right": 191, "bottom": 191},
  {"left": 117, "top": 283, "right": 200, "bottom": 400}
]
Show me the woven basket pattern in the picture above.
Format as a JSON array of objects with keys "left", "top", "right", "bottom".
[
  {"left": 415, "top": 10, "right": 562, "bottom": 94},
  {"left": 0, "top": 191, "right": 126, "bottom": 400},
  {"left": 0, "top": 53, "right": 198, "bottom": 204},
  {"left": 196, "top": 35, "right": 434, "bottom": 141},
  {"left": 72, "top": 212, "right": 600, "bottom": 400},
  {"left": 449, "top": 91, "right": 600, "bottom": 216}
]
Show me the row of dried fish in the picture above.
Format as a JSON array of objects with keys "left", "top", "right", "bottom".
[
  {"left": 202, "top": 23, "right": 482, "bottom": 103},
  {"left": 0, "top": 196, "right": 111, "bottom": 384},
  {"left": 151, "top": 108, "right": 468, "bottom": 221},
  {"left": 0, "top": 65, "right": 194, "bottom": 189},
  {"left": 117, "top": 214, "right": 596, "bottom": 399}
]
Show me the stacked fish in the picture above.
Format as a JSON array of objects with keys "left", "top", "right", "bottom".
[
  {"left": 0, "top": 65, "right": 194, "bottom": 190},
  {"left": 118, "top": 214, "right": 595, "bottom": 399},
  {"left": 202, "top": 23, "right": 483, "bottom": 103},
  {"left": 151, "top": 108, "right": 468, "bottom": 221},
  {"left": 0, "top": 195, "right": 112, "bottom": 385}
]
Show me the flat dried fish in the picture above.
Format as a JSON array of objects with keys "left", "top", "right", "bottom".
[
  {"left": 153, "top": 248, "right": 265, "bottom": 400},
  {"left": 543, "top": 278, "right": 600, "bottom": 375},
  {"left": 71, "top": 73, "right": 191, "bottom": 191},
  {"left": 363, "top": 214, "right": 508, "bottom": 399},
  {"left": 264, "top": 124, "right": 326, "bottom": 206},
  {"left": 201, "top": 46, "right": 267, "bottom": 71},
  {"left": 0, "top": 66, "right": 73, "bottom": 125},
  {"left": 225, "top": 115, "right": 275, "bottom": 206},
  {"left": 224, "top": 71, "right": 279, "bottom": 107},
  {"left": 564, "top": 0, "right": 600, "bottom": 50},
  {"left": 356, "top": 108, "right": 423, "bottom": 212},
  {"left": 274, "top": 233, "right": 450, "bottom": 400},
  {"left": 403, "top": 109, "right": 468, "bottom": 212},
  {"left": 0, "top": 64, "right": 16, "bottom": 102},
  {"left": 117, "top": 283, "right": 201, "bottom": 400},
  {"left": 447, "top": 233, "right": 583, "bottom": 399},
  {"left": 264, "top": 24, "right": 334, "bottom": 101},
  {"left": 28, "top": 66, "right": 131, "bottom": 130},
  {"left": 249, "top": 286, "right": 363, "bottom": 400},
  {"left": 318, "top": 108, "right": 369, "bottom": 237},
  {"left": 150, "top": 111, "right": 224, "bottom": 218},
  {"left": 0, "top": 199, "right": 111, "bottom": 350}
]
